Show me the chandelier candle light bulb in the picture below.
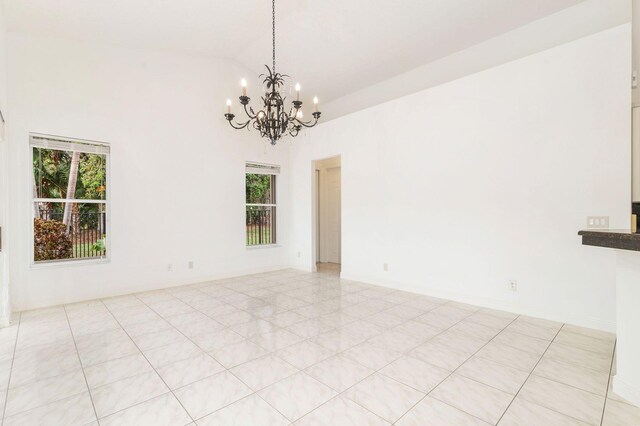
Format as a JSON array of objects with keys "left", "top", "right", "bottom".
[
  {"left": 314, "top": 97, "right": 319, "bottom": 112},
  {"left": 223, "top": 0, "right": 321, "bottom": 145}
]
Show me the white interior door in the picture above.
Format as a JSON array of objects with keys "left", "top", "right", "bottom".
[{"left": 324, "top": 166, "right": 341, "bottom": 263}]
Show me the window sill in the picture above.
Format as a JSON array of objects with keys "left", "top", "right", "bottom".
[
  {"left": 246, "top": 244, "right": 281, "bottom": 250},
  {"left": 30, "top": 258, "right": 110, "bottom": 269}
]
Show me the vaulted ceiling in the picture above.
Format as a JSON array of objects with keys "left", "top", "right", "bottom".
[{"left": 4, "top": 0, "right": 585, "bottom": 106}]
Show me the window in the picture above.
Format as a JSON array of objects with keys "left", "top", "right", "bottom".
[
  {"left": 246, "top": 162, "right": 279, "bottom": 246},
  {"left": 31, "top": 134, "right": 109, "bottom": 264}
]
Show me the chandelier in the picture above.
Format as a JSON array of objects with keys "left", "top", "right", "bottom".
[{"left": 224, "top": 0, "right": 321, "bottom": 145}]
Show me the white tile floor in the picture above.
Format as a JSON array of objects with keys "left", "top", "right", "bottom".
[{"left": 0, "top": 268, "right": 638, "bottom": 425}]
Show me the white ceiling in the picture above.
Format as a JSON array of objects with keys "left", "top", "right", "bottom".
[{"left": 4, "top": 0, "right": 585, "bottom": 106}]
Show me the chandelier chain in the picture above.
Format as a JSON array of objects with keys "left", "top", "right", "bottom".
[{"left": 272, "top": 0, "right": 276, "bottom": 72}]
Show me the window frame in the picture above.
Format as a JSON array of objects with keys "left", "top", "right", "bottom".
[
  {"left": 29, "top": 133, "right": 111, "bottom": 267},
  {"left": 245, "top": 162, "right": 279, "bottom": 247}
]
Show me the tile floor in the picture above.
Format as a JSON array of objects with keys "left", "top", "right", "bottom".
[{"left": 0, "top": 268, "right": 638, "bottom": 425}]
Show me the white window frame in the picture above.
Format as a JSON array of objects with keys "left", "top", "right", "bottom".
[
  {"left": 29, "top": 133, "right": 111, "bottom": 267},
  {"left": 245, "top": 162, "right": 279, "bottom": 247}
]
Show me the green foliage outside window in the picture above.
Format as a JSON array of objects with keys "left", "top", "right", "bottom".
[
  {"left": 246, "top": 174, "right": 273, "bottom": 204},
  {"left": 33, "top": 148, "right": 106, "bottom": 226}
]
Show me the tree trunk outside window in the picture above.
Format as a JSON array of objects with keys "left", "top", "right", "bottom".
[{"left": 63, "top": 151, "right": 80, "bottom": 229}]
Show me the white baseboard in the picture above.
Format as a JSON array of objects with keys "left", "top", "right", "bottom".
[
  {"left": 340, "top": 272, "right": 616, "bottom": 333},
  {"left": 14, "top": 264, "right": 293, "bottom": 312},
  {"left": 613, "top": 375, "right": 640, "bottom": 407},
  {"left": 15, "top": 265, "right": 616, "bottom": 335},
  {"left": 291, "top": 264, "right": 315, "bottom": 273}
]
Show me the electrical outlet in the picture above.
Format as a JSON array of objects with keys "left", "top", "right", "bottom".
[
  {"left": 587, "top": 216, "right": 609, "bottom": 229},
  {"left": 509, "top": 280, "right": 517, "bottom": 291},
  {"left": 188, "top": 261, "right": 194, "bottom": 269},
  {"left": 167, "top": 263, "right": 172, "bottom": 272},
  {"left": 383, "top": 263, "right": 389, "bottom": 272}
]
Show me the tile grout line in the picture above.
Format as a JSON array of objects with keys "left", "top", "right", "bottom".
[
  {"left": 1, "top": 272, "right": 315, "bottom": 423},
  {"left": 274, "top": 318, "right": 422, "bottom": 422},
  {"left": 100, "top": 298, "right": 196, "bottom": 425},
  {"left": 491, "top": 323, "right": 595, "bottom": 426},
  {"left": 166, "top": 274, "right": 412, "bottom": 422},
  {"left": 392, "top": 310, "right": 522, "bottom": 425},
  {"left": 600, "top": 340, "right": 617, "bottom": 426},
  {"left": 259, "top": 298, "right": 503, "bottom": 422},
  {"left": 501, "top": 334, "right": 617, "bottom": 413},
  {"left": 62, "top": 305, "right": 100, "bottom": 423},
  {"left": 93, "top": 276, "right": 326, "bottom": 423},
  {"left": 0, "top": 312, "right": 21, "bottom": 426},
  {"left": 136, "top": 292, "right": 286, "bottom": 422},
  {"left": 278, "top": 301, "right": 494, "bottom": 424},
  {"left": 246, "top": 290, "right": 406, "bottom": 422},
  {"left": 132, "top": 290, "right": 297, "bottom": 424},
  {"left": 0, "top": 295, "right": 541, "bottom": 423},
  {"left": 276, "top": 294, "right": 449, "bottom": 422},
  {"left": 9, "top": 270, "right": 617, "bottom": 425},
  {"left": 163, "top": 280, "right": 379, "bottom": 423},
  {"left": 490, "top": 322, "right": 561, "bottom": 425},
  {"left": 171, "top": 279, "right": 369, "bottom": 424}
]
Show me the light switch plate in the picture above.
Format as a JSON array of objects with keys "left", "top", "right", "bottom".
[{"left": 587, "top": 216, "right": 609, "bottom": 229}]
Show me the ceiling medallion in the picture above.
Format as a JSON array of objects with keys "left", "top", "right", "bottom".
[{"left": 224, "top": 0, "right": 321, "bottom": 145}]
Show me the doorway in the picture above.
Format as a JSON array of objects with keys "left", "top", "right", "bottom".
[{"left": 314, "top": 156, "right": 341, "bottom": 273}]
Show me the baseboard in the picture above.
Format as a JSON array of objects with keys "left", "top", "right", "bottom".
[
  {"left": 340, "top": 272, "right": 616, "bottom": 333},
  {"left": 613, "top": 375, "right": 640, "bottom": 407},
  {"left": 290, "top": 263, "right": 315, "bottom": 273},
  {"left": 14, "top": 264, "right": 294, "bottom": 312},
  {"left": 15, "top": 265, "right": 616, "bottom": 334},
  {"left": 157, "top": 264, "right": 295, "bottom": 290}
]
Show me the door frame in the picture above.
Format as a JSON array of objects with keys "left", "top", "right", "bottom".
[{"left": 311, "top": 155, "right": 341, "bottom": 272}]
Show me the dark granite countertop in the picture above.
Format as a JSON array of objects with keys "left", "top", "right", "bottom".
[{"left": 578, "top": 229, "right": 640, "bottom": 251}]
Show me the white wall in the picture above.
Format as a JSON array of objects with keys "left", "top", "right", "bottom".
[
  {"left": 0, "top": 4, "right": 11, "bottom": 325},
  {"left": 633, "top": 0, "right": 640, "bottom": 106},
  {"left": 7, "top": 33, "right": 291, "bottom": 311},
  {"left": 289, "top": 24, "right": 632, "bottom": 332}
]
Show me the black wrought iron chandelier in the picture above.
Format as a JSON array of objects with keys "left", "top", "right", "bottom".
[{"left": 224, "top": 0, "right": 321, "bottom": 145}]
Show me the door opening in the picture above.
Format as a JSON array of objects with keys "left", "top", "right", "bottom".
[{"left": 314, "top": 156, "right": 341, "bottom": 274}]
